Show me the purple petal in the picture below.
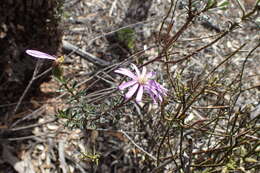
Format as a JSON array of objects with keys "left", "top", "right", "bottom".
[
  {"left": 131, "top": 64, "right": 140, "bottom": 77},
  {"left": 156, "top": 84, "right": 168, "bottom": 95},
  {"left": 151, "top": 96, "right": 157, "bottom": 104},
  {"left": 157, "top": 93, "right": 163, "bottom": 102},
  {"left": 146, "top": 71, "right": 156, "bottom": 78},
  {"left": 118, "top": 80, "right": 137, "bottom": 90},
  {"left": 147, "top": 90, "right": 158, "bottom": 104},
  {"left": 125, "top": 84, "right": 139, "bottom": 99},
  {"left": 144, "top": 82, "right": 165, "bottom": 103},
  {"left": 115, "top": 68, "right": 137, "bottom": 79},
  {"left": 149, "top": 80, "right": 167, "bottom": 95},
  {"left": 136, "top": 85, "right": 144, "bottom": 102},
  {"left": 26, "top": 50, "right": 56, "bottom": 60},
  {"left": 145, "top": 85, "right": 160, "bottom": 98}
]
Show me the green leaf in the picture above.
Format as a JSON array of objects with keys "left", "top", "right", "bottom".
[
  {"left": 205, "top": 0, "right": 217, "bottom": 10},
  {"left": 225, "top": 158, "right": 237, "bottom": 170},
  {"left": 52, "top": 66, "right": 63, "bottom": 80},
  {"left": 116, "top": 28, "right": 136, "bottom": 49},
  {"left": 245, "top": 157, "right": 258, "bottom": 163},
  {"left": 72, "top": 80, "right": 78, "bottom": 89},
  {"left": 218, "top": 0, "right": 229, "bottom": 10}
]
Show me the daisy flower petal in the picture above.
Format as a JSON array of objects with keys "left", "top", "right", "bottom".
[
  {"left": 146, "top": 72, "right": 156, "bottom": 78},
  {"left": 153, "top": 81, "right": 168, "bottom": 95},
  {"left": 141, "top": 67, "right": 147, "bottom": 77},
  {"left": 115, "top": 68, "right": 137, "bottom": 79},
  {"left": 118, "top": 80, "right": 137, "bottom": 90},
  {"left": 131, "top": 64, "right": 141, "bottom": 77},
  {"left": 125, "top": 84, "right": 139, "bottom": 99},
  {"left": 136, "top": 85, "right": 144, "bottom": 102},
  {"left": 26, "top": 50, "right": 56, "bottom": 60},
  {"left": 157, "top": 93, "right": 163, "bottom": 102},
  {"left": 147, "top": 89, "right": 158, "bottom": 104},
  {"left": 145, "top": 85, "right": 159, "bottom": 98}
]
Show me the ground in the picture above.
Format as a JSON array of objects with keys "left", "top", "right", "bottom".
[{"left": 0, "top": 0, "right": 259, "bottom": 172}]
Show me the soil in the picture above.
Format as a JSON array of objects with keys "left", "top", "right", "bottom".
[{"left": 0, "top": 0, "right": 259, "bottom": 172}]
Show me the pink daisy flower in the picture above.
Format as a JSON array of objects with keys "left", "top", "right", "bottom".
[{"left": 115, "top": 64, "right": 167, "bottom": 103}]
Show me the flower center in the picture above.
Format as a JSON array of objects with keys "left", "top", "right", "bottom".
[{"left": 138, "top": 76, "right": 148, "bottom": 85}]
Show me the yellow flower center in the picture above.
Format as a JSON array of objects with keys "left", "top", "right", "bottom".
[{"left": 138, "top": 76, "right": 148, "bottom": 85}]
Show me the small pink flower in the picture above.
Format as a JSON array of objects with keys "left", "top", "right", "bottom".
[
  {"left": 115, "top": 64, "right": 167, "bottom": 103},
  {"left": 25, "top": 50, "right": 56, "bottom": 60}
]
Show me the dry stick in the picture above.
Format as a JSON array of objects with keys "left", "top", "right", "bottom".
[
  {"left": 58, "top": 45, "right": 154, "bottom": 103},
  {"left": 163, "top": 21, "right": 241, "bottom": 67},
  {"left": 12, "top": 66, "right": 53, "bottom": 117},
  {"left": 171, "top": 67, "right": 218, "bottom": 169},
  {"left": 179, "top": 33, "right": 222, "bottom": 42},
  {"left": 165, "top": 30, "right": 229, "bottom": 65},
  {"left": 156, "top": 1, "right": 197, "bottom": 169},
  {"left": 156, "top": 105, "right": 182, "bottom": 166},
  {"left": 12, "top": 61, "right": 43, "bottom": 118},
  {"left": 217, "top": 42, "right": 260, "bottom": 164},
  {"left": 10, "top": 105, "right": 46, "bottom": 128},
  {"left": 109, "top": 0, "right": 118, "bottom": 16},
  {"left": 62, "top": 17, "right": 159, "bottom": 67},
  {"left": 1, "top": 142, "right": 35, "bottom": 172},
  {"left": 64, "top": 155, "right": 87, "bottom": 173},
  {"left": 156, "top": 3, "right": 255, "bottom": 171},
  {"left": 206, "top": 43, "right": 247, "bottom": 80},
  {"left": 214, "top": 43, "right": 259, "bottom": 135},
  {"left": 10, "top": 63, "right": 53, "bottom": 129},
  {"left": 152, "top": 155, "right": 179, "bottom": 173},
  {"left": 10, "top": 118, "right": 57, "bottom": 131},
  {"left": 58, "top": 140, "right": 67, "bottom": 173},
  {"left": 0, "top": 100, "right": 64, "bottom": 109},
  {"left": 91, "top": 128, "right": 145, "bottom": 134},
  {"left": 89, "top": 17, "right": 161, "bottom": 43},
  {"left": 228, "top": 43, "right": 259, "bottom": 129},
  {"left": 53, "top": 61, "right": 121, "bottom": 104},
  {"left": 142, "top": 4, "right": 197, "bottom": 68},
  {"left": 162, "top": 0, "right": 179, "bottom": 91},
  {"left": 235, "top": 0, "right": 246, "bottom": 16},
  {"left": 7, "top": 134, "right": 52, "bottom": 141},
  {"left": 62, "top": 40, "right": 110, "bottom": 67},
  {"left": 120, "top": 130, "right": 157, "bottom": 161},
  {"left": 158, "top": 0, "right": 175, "bottom": 47},
  {"left": 242, "top": 1, "right": 260, "bottom": 20}
]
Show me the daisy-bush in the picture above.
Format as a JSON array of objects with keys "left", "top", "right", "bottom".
[{"left": 24, "top": 1, "right": 260, "bottom": 171}]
